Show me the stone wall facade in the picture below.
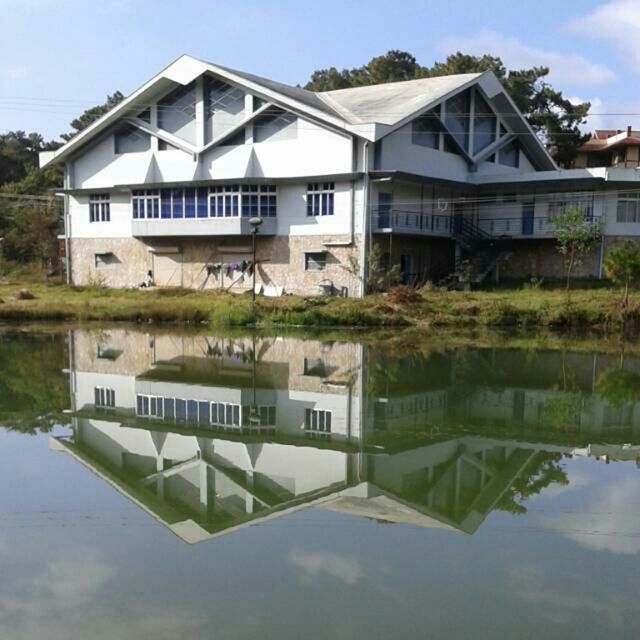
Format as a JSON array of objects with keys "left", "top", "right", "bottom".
[
  {"left": 499, "top": 239, "right": 602, "bottom": 281},
  {"left": 70, "top": 234, "right": 362, "bottom": 297}
]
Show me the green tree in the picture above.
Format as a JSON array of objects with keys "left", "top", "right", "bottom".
[
  {"left": 596, "top": 368, "right": 640, "bottom": 407},
  {"left": 61, "top": 91, "right": 125, "bottom": 141},
  {"left": 304, "top": 51, "right": 590, "bottom": 165},
  {"left": 342, "top": 242, "right": 402, "bottom": 292},
  {"left": 603, "top": 239, "right": 640, "bottom": 308},
  {"left": 551, "top": 206, "right": 602, "bottom": 292}
]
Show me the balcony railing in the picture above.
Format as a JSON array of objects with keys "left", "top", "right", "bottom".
[
  {"left": 372, "top": 209, "right": 602, "bottom": 240},
  {"left": 477, "top": 216, "right": 601, "bottom": 238},
  {"left": 372, "top": 208, "right": 453, "bottom": 236}
]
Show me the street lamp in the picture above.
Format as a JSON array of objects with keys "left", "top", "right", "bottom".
[{"left": 249, "top": 217, "right": 262, "bottom": 303}]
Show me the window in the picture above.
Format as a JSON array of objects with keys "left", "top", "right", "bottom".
[
  {"left": 94, "top": 252, "right": 115, "bottom": 268},
  {"left": 498, "top": 140, "right": 520, "bottom": 168},
  {"left": 242, "top": 405, "right": 277, "bottom": 428},
  {"left": 158, "top": 82, "right": 196, "bottom": 143},
  {"left": 135, "top": 185, "right": 277, "bottom": 220},
  {"left": 305, "top": 252, "right": 327, "bottom": 272},
  {"left": 412, "top": 111, "right": 440, "bottom": 149},
  {"left": 304, "top": 408, "right": 332, "bottom": 438},
  {"left": 303, "top": 357, "right": 326, "bottom": 377},
  {"left": 89, "top": 194, "right": 110, "bottom": 222},
  {"left": 132, "top": 190, "right": 160, "bottom": 219},
  {"left": 473, "top": 91, "right": 497, "bottom": 154},
  {"left": 617, "top": 193, "right": 640, "bottom": 223},
  {"left": 549, "top": 194, "right": 594, "bottom": 219},
  {"left": 241, "top": 185, "right": 277, "bottom": 217},
  {"left": 95, "top": 387, "right": 115, "bottom": 409},
  {"left": 114, "top": 124, "right": 150, "bottom": 154},
  {"left": 307, "top": 183, "right": 334, "bottom": 216},
  {"left": 254, "top": 108, "right": 297, "bottom": 142},
  {"left": 444, "top": 90, "right": 471, "bottom": 152}
]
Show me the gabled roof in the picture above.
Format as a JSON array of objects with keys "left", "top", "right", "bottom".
[
  {"left": 579, "top": 127, "right": 640, "bottom": 152},
  {"left": 41, "top": 54, "right": 555, "bottom": 170},
  {"left": 319, "top": 73, "right": 482, "bottom": 125}
]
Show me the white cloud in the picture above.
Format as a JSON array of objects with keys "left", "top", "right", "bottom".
[
  {"left": 0, "top": 548, "right": 206, "bottom": 640},
  {"left": 510, "top": 564, "right": 635, "bottom": 628},
  {"left": 1, "top": 65, "right": 28, "bottom": 81},
  {"left": 288, "top": 549, "right": 363, "bottom": 585},
  {"left": 570, "top": 1, "right": 640, "bottom": 68},
  {"left": 438, "top": 30, "right": 615, "bottom": 86},
  {"left": 539, "top": 476, "right": 640, "bottom": 555}
]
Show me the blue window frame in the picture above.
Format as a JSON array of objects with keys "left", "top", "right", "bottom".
[
  {"left": 197, "top": 188, "right": 208, "bottom": 218},
  {"left": 185, "top": 189, "right": 195, "bottom": 218},
  {"left": 171, "top": 189, "right": 184, "bottom": 218},
  {"left": 307, "top": 183, "right": 334, "bottom": 216}
]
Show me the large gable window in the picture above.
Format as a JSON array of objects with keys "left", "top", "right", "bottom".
[
  {"left": 205, "top": 77, "right": 246, "bottom": 142},
  {"left": 498, "top": 139, "right": 520, "bottom": 168},
  {"left": 158, "top": 82, "right": 196, "bottom": 143},
  {"left": 114, "top": 124, "right": 150, "bottom": 154},
  {"left": 473, "top": 91, "right": 497, "bottom": 154},
  {"left": 444, "top": 90, "right": 470, "bottom": 152},
  {"left": 254, "top": 108, "right": 297, "bottom": 142},
  {"left": 411, "top": 111, "right": 440, "bottom": 149}
]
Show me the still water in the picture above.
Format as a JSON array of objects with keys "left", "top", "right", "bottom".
[{"left": 1, "top": 327, "right": 640, "bottom": 639}]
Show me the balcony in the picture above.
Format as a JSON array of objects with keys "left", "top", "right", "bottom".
[
  {"left": 477, "top": 216, "right": 601, "bottom": 239},
  {"left": 373, "top": 209, "right": 601, "bottom": 240},
  {"left": 372, "top": 208, "right": 453, "bottom": 237},
  {"left": 132, "top": 216, "right": 277, "bottom": 238}
]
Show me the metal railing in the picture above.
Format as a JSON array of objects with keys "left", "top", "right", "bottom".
[
  {"left": 372, "top": 208, "right": 453, "bottom": 236},
  {"left": 477, "top": 215, "right": 601, "bottom": 238},
  {"left": 372, "top": 210, "right": 602, "bottom": 239}
]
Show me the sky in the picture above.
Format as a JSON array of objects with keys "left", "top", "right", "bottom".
[{"left": 1, "top": 0, "right": 640, "bottom": 140}]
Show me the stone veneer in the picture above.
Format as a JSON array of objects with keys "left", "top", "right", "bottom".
[
  {"left": 70, "top": 234, "right": 362, "bottom": 296},
  {"left": 498, "top": 239, "right": 602, "bottom": 280}
]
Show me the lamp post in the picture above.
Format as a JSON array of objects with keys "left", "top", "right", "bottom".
[
  {"left": 0, "top": 238, "right": 4, "bottom": 277},
  {"left": 249, "top": 217, "right": 263, "bottom": 303}
]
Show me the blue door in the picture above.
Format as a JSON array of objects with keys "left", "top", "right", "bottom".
[
  {"left": 522, "top": 202, "right": 534, "bottom": 236},
  {"left": 378, "top": 193, "right": 392, "bottom": 229}
]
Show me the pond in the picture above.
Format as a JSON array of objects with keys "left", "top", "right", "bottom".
[{"left": 1, "top": 327, "right": 639, "bottom": 639}]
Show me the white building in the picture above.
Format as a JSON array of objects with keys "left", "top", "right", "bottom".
[{"left": 40, "top": 54, "right": 640, "bottom": 294}]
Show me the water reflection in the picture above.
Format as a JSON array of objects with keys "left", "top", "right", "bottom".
[{"left": 48, "top": 329, "right": 640, "bottom": 544}]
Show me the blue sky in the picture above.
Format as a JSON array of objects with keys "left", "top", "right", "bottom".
[{"left": 2, "top": 0, "right": 640, "bottom": 140}]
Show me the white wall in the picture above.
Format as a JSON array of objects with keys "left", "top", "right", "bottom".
[
  {"left": 70, "top": 117, "right": 352, "bottom": 190},
  {"left": 68, "top": 182, "right": 353, "bottom": 239}
]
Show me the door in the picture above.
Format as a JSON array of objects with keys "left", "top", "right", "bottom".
[
  {"left": 521, "top": 202, "right": 535, "bottom": 236},
  {"left": 400, "top": 254, "right": 413, "bottom": 285},
  {"left": 153, "top": 253, "right": 182, "bottom": 287},
  {"left": 377, "top": 193, "right": 393, "bottom": 229}
]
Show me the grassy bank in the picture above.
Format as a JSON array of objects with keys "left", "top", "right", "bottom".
[{"left": 0, "top": 281, "right": 636, "bottom": 329}]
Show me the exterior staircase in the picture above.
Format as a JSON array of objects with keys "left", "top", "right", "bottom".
[{"left": 432, "top": 217, "right": 511, "bottom": 290}]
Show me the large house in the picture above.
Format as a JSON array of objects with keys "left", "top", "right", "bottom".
[{"left": 40, "top": 55, "right": 640, "bottom": 295}]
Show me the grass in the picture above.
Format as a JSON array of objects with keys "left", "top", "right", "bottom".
[{"left": 0, "top": 278, "right": 637, "bottom": 329}]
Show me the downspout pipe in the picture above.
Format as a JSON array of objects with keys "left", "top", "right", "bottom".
[{"left": 359, "top": 141, "right": 370, "bottom": 298}]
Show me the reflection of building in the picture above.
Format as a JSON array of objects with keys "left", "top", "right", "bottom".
[{"left": 54, "top": 330, "right": 640, "bottom": 543}]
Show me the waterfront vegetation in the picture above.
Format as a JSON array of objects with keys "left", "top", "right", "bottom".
[{"left": 1, "top": 278, "right": 639, "bottom": 329}]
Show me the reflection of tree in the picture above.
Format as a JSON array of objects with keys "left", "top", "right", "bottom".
[
  {"left": 541, "top": 392, "right": 584, "bottom": 432},
  {"left": 596, "top": 368, "right": 640, "bottom": 408},
  {"left": 497, "top": 452, "right": 568, "bottom": 514},
  {"left": 0, "top": 334, "right": 70, "bottom": 433}
]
